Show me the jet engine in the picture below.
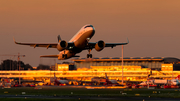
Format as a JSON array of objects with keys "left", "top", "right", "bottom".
[
  {"left": 95, "top": 40, "right": 105, "bottom": 51},
  {"left": 57, "top": 40, "right": 68, "bottom": 51}
]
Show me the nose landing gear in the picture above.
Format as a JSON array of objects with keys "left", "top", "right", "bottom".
[{"left": 87, "top": 49, "right": 92, "bottom": 58}]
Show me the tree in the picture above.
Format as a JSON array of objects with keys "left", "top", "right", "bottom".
[
  {"left": 0, "top": 59, "right": 33, "bottom": 70},
  {"left": 1, "top": 59, "right": 13, "bottom": 70},
  {"left": 37, "top": 64, "right": 51, "bottom": 70},
  {"left": 24, "top": 64, "right": 33, "bottom": 70}
]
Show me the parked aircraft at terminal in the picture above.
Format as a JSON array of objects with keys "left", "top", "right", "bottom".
[
  {"left": 139, "top": 75, "right": 180, "bottom": 86},
  {"left": 14, "top": 24, "right": 129, "bottom": 60}
]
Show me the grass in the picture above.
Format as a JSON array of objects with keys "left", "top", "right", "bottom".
[
  {"left": 1, "top": 87, "right": 122, "bottom": 96},
  {"left": 1, "top": 86, "right": 180, "bottom": 99},
  {"left": 0, "top": 98, "right": 119, "bottom": 101}
]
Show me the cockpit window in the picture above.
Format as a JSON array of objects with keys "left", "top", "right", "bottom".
[{"left": 84, "top": 25, "right": 93, "bottom": 28}]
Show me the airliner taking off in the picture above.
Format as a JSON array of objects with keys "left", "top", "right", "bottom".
[{"left": 14, "top": 24, "right": 129, "bottom": 60}]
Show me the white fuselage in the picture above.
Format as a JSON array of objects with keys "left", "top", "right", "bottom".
[
  {"left": 58, "top": 25, "right": 95, "bottom": 60},
  {"left": 139, "top": 79, "right": 180, "bottom": 86},
  {"left": 171, "top": 79, "right": 180, "bottom": 85}
]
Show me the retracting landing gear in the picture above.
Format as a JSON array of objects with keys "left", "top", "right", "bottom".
[
  {"left": 87, "top": 54, "right": 92, "bottom": 58},
  {"left": 62, "top": 54, "right": 67, "bottom": 58},
  {"left": 87, "top": 49, "right": 92, "bottom": 58},
  {"left": 62, "top": 50, "right": 67, "bottom": 58}
]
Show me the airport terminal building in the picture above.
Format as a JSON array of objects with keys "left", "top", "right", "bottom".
[
  {"left": 1, "top": 57, "right": 180, "bottom": 85},
  {"left": 72, "top": 57, "right": 180, "bottom": 70}
]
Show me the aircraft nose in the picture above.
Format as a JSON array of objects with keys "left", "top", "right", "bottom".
[
  {"left": 85, "top": 26, "right": 95, "bottom": 36},
  {"left": 86, "top": 26, "right": 93, "bottom": 31}
]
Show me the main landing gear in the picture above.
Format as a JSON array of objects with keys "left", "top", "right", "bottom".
[
  {"left": 87, "top": 49, "right": 92, "bottom": 58},
  {"left": 62, "top": 54, "right": 67, "bottom": 58},
  {"left": 62, "top": 50, "right": 67, "bottom": 58}
]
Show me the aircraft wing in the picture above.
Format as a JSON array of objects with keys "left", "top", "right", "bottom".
[
  {"left": 105, "top": 42, "right": 128, "bottom": 48},
  {"left": 40, "top": 55, "right": 59, "bottom": 58},
  {"left": 105, "top": 38, "right": 129, "bottom": 48},
  {"left": 14, "top": 38, "right": 57, "bottom": 49},
  {"left": 87, "top": 38, "right": 129, "bottom": 49}
]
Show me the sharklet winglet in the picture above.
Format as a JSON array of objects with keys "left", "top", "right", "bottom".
[
  {"left": 13, "top": 37, "right": 19, "bottom": 44},
  {"left": 127, "top": 38, "right": 129, "bottom": 44}
]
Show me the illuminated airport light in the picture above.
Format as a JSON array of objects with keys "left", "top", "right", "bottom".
[
  {"left": 57, "top": 64, "right": 69, "bottom": 71},
  {"left": 161, "top": 64, "right": 173, "bottom": 71}
]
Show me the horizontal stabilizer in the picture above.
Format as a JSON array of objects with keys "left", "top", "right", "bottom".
[{"left": 40, "top": 55, "right": 59, "bottom": 58}]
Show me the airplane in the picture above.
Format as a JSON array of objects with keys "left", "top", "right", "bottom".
[
  {"left": 91, "top": 73, "right": 122, "bottom": 86},
  {"left": 103, "top": 73, "right": 122, "bottom": 86},
  {"left": 53, "top": 75, "right": 69, "bottom": 86},
  {"left": 43, "top": 73, "right": 69, "bottom": 86},
  {"left": 14, "top": 24, "right": 129, "bottom": 59},
  {"left": 139, "top": 75, "right": 180, "bottom": 87}
]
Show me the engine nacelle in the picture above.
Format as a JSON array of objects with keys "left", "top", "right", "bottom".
[
  {"left": 57, "top": 40, "right": 68, "bottom": 51},
  {"left": 95, "top": 40, "right": 105, "bottom": 51}
]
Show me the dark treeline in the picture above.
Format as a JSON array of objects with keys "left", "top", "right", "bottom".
[
  {"left": 37, "top": 64, "right": 51, "bottom": 70},
  {"left": 0, "top": 59, "right": 33, "bottom": 70},
  {"left": 0, "top": 59, "right": 50, "bottom": 70}
]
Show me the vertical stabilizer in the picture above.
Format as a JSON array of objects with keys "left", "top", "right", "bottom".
[
  {"left": 175, "top": 75, "right": 180, "bottom": 80},
  {"left": 105, "top": 73, "right": 108, "bottom": 79},
  {"left": 57, "top": 35, "right": 61, "bottom": 42},
  {"left": 54, "top": 72, "right": 57, "bottom": 80}
]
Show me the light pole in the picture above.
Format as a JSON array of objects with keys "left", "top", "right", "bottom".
[
  {"left": 17, "top": 53, "right": 25, "bottom": 85},
  {"left": 122, "top": 45, "right": 124, "bottom": 85},
  {"left": 18, "top": 53, "right": 20, "bottom": 84},
  {"left": 10, "top": 56, "right": 15, "bottom": 71}
]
